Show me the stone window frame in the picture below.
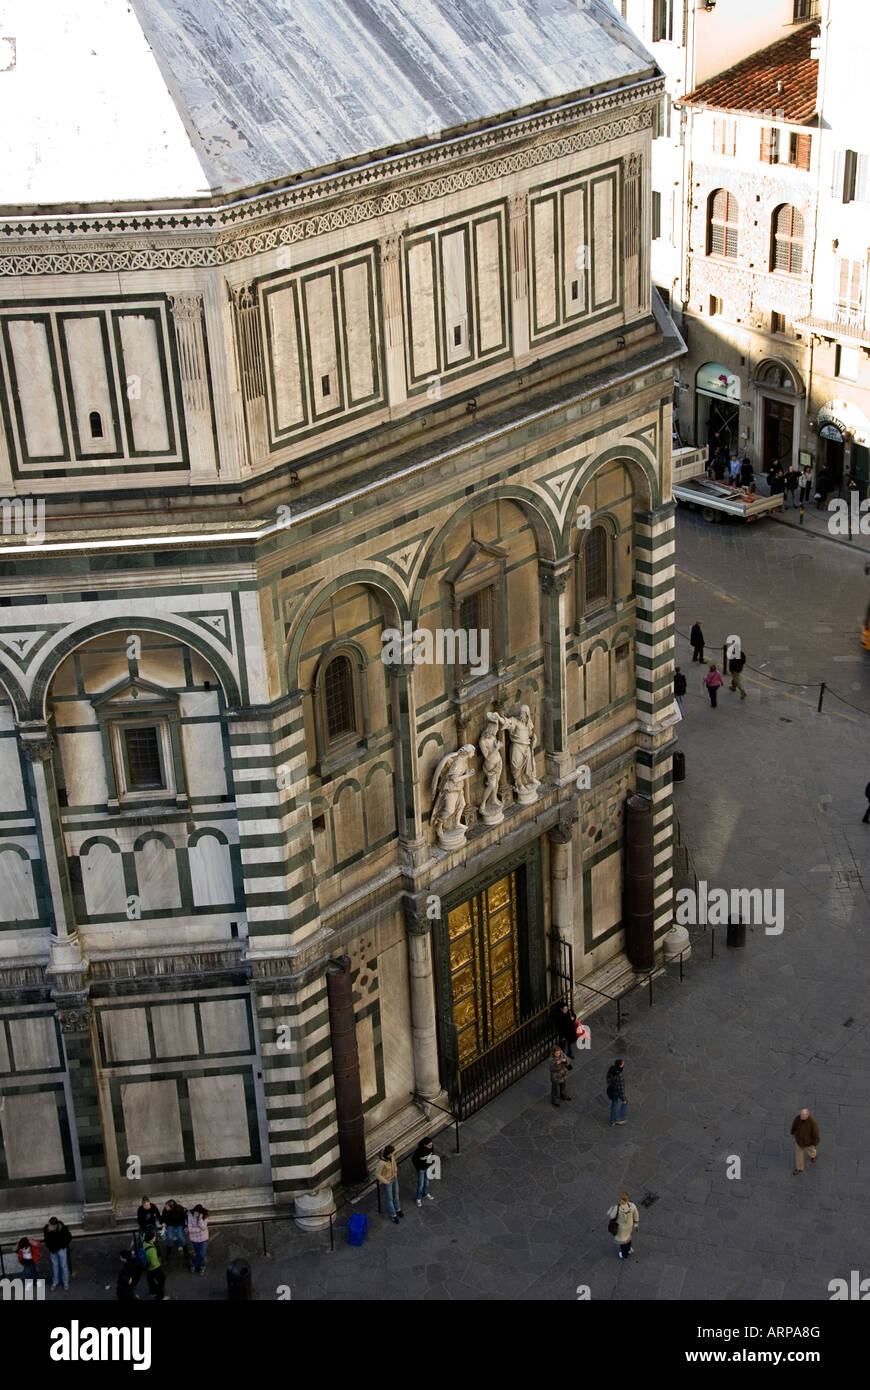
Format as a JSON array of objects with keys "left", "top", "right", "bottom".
[
  {"left": 706, "top": 188, "right": 739, "bottom": 261},
  {"left": 770, "top": 204, "right": 805, "bottom": 276},
  {"left": 442, "top": 540, "right": 507, "bottom": 694},
  {"left": 576, "top": 516, "right": 619, "bottom": 628},
  {"left": 92, "top": 678, "right": 188, "bottom": 814},
  {"left": 312, "top": 641, "right": 370, "bottom": 774}
]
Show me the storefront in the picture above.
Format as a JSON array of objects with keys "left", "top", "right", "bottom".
[
  {"left": 755, "top": 360, "right": 801, "bottom": 472},
  {"left": 817, "top": 400, "right": 870, "bottom": 497},
  {"left": 695, "top": 362, "right": 741, "bottom": 461}
]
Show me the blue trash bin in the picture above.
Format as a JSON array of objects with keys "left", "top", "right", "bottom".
[{"left": 347, "top": 1212, "right": 368, "bottom": 1246}]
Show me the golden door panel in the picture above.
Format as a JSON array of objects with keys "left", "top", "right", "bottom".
[{"left": 447, "top": 870, "right": 521, "bottom": 1067}]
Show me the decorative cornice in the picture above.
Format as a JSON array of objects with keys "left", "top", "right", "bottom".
[{"left": 0, "top": 98, "right": 657, "bottom": 278}]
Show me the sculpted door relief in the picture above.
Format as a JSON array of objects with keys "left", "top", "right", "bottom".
[{"left": 447, "top": 871, "right": 520, "bottom": 1066}]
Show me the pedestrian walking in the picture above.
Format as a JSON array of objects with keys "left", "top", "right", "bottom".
[
  {"left": 784, "top": 466, "right": 800, "bottom": 509},
  {"left": 740, "top": 456, "right": 754, "bottom": 489},
  {"left": 549, "top": 1045, "right": 572, "bottom": 1107},
  {"left": 16, "top": 1236, "right": 40, "bottom": 1284},
  {"left": 674, "top": 665, "right": 687, "bottom": 716},
  {"left": 791, "top": 1108, "right": 820, "bottom": 1175},
  {"left": 187, "top": 1204, "right": 210, "bottom": 1272},
  {"left": 606, "top": 1059, "right": 628, "bottom": 1125},
  {"left": 117, "top": 1250, "right": 142, "bottom": 1302},
  {"left": 690, "top": 621, "right": 705, "bottom": 663},
  {"left": 43, "top": 1215, "right": 72, "bottom": 1291},
  {"left": 728, "top": 647, "right": 747, "bottom": 700},
  {"left": 412, "top": 1137, "right": 436, "bottom": 1206},
  {"left": 160, "top": 1200, "right": 188, "bottom": 1260},
  {"left": 729, "top": 455, "right": 741, "bottom": 482},
  {"left": 607, "top": 1192, "right": 639, "bottom": 1259},
  {"left": 553, "top": 998, "right": 579, "bottom": 1058},
  {"left": 376, "top": 1144, "right": 404, "bottom": 1224},
  {"left": 862, "top": 778, "right": 870, "bottom": 823},
  {"left": 142, "top": 1231, "right": 166, "bottom": 1299},
  {"left": 703, "top": 663, "right": 724, "bottom": 708}
]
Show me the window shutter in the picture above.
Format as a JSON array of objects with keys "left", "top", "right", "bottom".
[
  {"left": 712, "top": 119, "right": 721, "bottom": 153},
  {"left": 844, "top": 149, "right": 858, "bottom": 203},
  {"left": 760, "top": 127, "right": 773, "bottom": 164},
  {"left": 832, "top": 149, "right": 844, "bottom": 199},
  {"left": 838, "top": 257, "right": 850, "bottom": 304},
  {"left": 851, "top": 259, "right": 863, "bottom": 307},
  {"left": 728, "top": 121, "right": 736, "bottom": 157},
  {"left": 796, "top": 134, "right": 811, "bottom": 171},
  {"left": 856, "top": 154, "right": 869, "bottom": 203}
]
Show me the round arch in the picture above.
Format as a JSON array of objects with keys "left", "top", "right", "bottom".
[
  {"left": 0, "top": 662, "right": 29, "bottom": 721},
  {"left": 29, "top": 618, "right": 242, "bottom": 721},
  {"left": 285, "top": 572, "right": 408, "bottom": 691},
  {"left": 753, "top": 357, "right": 804, "bottom": 396},
  {"left": 410, "top": 486, "right": 560, "bottom": 613},
  {"left": 563, "top": 445, "right": 659, "bottom": 548}
]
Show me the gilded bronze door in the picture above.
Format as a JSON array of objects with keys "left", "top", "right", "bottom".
[{"left": 447, "top": 871, "right": 521, "bottom": 1066}]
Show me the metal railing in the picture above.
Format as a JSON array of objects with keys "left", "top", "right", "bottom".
[{"left": 446, "top": 1000, "right": 562, "bottom": 1122}]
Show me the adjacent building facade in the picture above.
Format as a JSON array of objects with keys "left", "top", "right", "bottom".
[{"left": 0, "top": 0, "right": 681, "bottom": 1229}]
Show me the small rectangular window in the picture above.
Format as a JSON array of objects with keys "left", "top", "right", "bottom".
[
  {"left": 712, "top": 118, "right": 736, "bottom": 157},
  {"left": 652, "top": 191, "right": 662, "bottom": 240},
  {"left": 312, "top": 814, "right": 326, "bottom": 833},
  {"left": 836, "top": 344, "right": 859, "bottom": 381},
  {"left": 653, "top": 0, "right": 673, "bottom": 42},
  {"left": 570, "top": 280, "right": 579, "bottom": 301},
  {"left": 771, "top": 310, "right": 787, "bottom": 334},
  {"left": 453, "top": 324, "right": 463, "bottom": 347},
  {"left": 321, "top": 374, "right": 330, "bottom": 397},
  {"left": 760, "top": 127, "right": 780, "bottom": 164},
  {"left": 709, "top": 295, "right": 723, "bottom": 316}
]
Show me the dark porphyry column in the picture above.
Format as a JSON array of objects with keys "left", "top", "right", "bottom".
[
  {"left": 325, "top": 956, "right": 368, "bottom": 1185},
  {"left": 624, "top": 794, "right": 655, "bottom": 971}
]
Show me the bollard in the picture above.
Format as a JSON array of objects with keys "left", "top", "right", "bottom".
[{"left": 817, "top": 682, "right": 826, "bottom": 713}]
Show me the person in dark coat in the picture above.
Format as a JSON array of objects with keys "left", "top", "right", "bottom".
[
  {"left": 862, "top": 779, "right": 870, "bottom": 824},
  {"left": 784, "top": 466, "right": 800, "bottom": 509},
  {"left": 790, "top": 1108, "right": 820, "bottom": 1174},
  {"left": 136, "top": 1196, "right": 161, "bottom": 1236},
  {"left": 690, "top": 622, "right": 705, "bottom": 663},
  {"left": 43, "top": 1217, "right": 72, "bottom": 1290},
  {"left": 117, "top": 1250, "right": 141, "bottom": 1301},
  {"left": 549, "top": 1046, "right": 572, "bottom": 1107},
  {"left": 412, "top": 1137, "right": 436, "bottom": 1206},
  {"left": 674, "top": 666, "right": 687, "bottom": 716},
  {"left": 739, "top": 457, "right": 754, "bottom": 488},
  {"left": 553, "top": 999, "right": 579, "bottom": 1058},
  {"left": 728, "top": 647, "right": 747, "bottom": 700},
  {"left": 607, "top": 1059, "right": 628, "bottom": 1125}
]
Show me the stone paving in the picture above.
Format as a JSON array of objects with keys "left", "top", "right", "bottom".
[{"left": 6, "top": 509, "right": 869, "bottom": 1303}]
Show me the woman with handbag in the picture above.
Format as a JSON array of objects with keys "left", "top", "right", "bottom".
[{"left": 607, "top": 1192, "right": 639, "bottom": 1260}]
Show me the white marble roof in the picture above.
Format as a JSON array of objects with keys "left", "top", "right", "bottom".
[{"left": 0, "top": 0, "right": 654, "bottom": 207}]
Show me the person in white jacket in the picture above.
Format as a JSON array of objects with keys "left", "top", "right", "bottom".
[{"left": 607, "top": 1192, "right": 639, "bottom": 1260}]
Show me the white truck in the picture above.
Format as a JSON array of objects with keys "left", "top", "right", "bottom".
[{"left": 672, "top": 445, "right": 783, "bottom": 523}]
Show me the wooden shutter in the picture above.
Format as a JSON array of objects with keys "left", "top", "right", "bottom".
[
  {"left": 760, "top": 127, "right": 774, "bottom": 164},
  {"left": 795, "top": 134, "right": 811, "bottom": 171}
]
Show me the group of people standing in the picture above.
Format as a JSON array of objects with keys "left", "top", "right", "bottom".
[
  {"left": 683, "top": 622, "right": 746, "bottom": 709},
  {"left": 375, "top": 1137, "right": 437, "bottom": 1223},
  {"left": 117, "top": 1195, "right": 210, "bottom": 1300},
  {"left": 15, "top": 1216, "right": 72, "bottom": 1290}
]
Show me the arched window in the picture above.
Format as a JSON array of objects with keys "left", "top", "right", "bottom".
[
  {"left": 707, "top": 189, "right": 739, "bottom": 259},
  {"left": 323, "top": 654, "right": 356, "bottom": 743},
  {"left": 579, "top": 523, "right": 613, "bottom": 616},
  {"left": 88, "top": 410, "right": 104, "bottom": 438},
  {"left": 770, "top": 204, "right": 804, "bottom": 275}
]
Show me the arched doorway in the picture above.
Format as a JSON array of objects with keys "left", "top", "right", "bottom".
[{"left": 755, "top": 360, "right": 800, "bottom": 472}]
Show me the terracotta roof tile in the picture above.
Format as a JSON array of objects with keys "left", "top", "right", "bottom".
[{"left": 683, "top": 23, "right": 819, "bottom": 125}]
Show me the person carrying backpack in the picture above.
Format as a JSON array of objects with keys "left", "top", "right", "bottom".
[{"left": 606, "top": 1059, "right": 628, "bottom": 1126}]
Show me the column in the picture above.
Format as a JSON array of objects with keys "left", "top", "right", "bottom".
[
  {"left": 326, "top": 956, "right": 368, "bottom": 1185},
  {"left": 379, "top": 235, "right": 408, "bottom": 410},
  {"left": 169, "top": 293, "right": 217, "bottom": 479},
  {"left": 508, "top": 193, "right": 530, "bottom": 359},
  {"left": 632, "top": 502, "right": 677, "bottom": 945},
  {"left": 403, "top": 898, "right": 441, "bottom": 1101},
  {"left": 539, "top": 562, "right": 573, "bottom": 782}
]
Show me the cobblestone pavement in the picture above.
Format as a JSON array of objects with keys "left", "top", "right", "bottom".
[{"left": 7, "top": 510, "right": 868, "bottom": 1303}]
